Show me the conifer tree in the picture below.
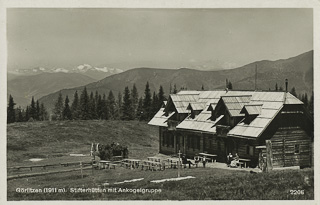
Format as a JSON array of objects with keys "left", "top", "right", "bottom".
[
  {"left": 152, "top": 91, "right": 159, "bottom": 115},
  {"left": 143, "top": 81, "right": 152, "bottom": 120},
  {"left": 89, "top": 92, "right": 97, "bottom": 119},
  {"left": 63, "top": 95, "right": 72, "bottom": 120},
  {"left": 71, "top": 91, "right": 80, "bottom": 120},
  {"left": 131, "top": 84, "right": 139, "bottom": 119},
  {"left": 201, "top": 84, "right": 204, "bottom": 91},
  {"left": 136, "top": 97, "right": 144, "bottom": 121},
  {"left": 7, "top": 95, "right": 16, "bottom": 123},
  {"left": 39, "top": 103, "right": 48, "bottom": 121},
  {"left": 115, "top": 92, "right": 122, "bottom": 120},
  {"left": 17, "top": 107, "right": 24, "bottom": 122},
  {"left": 173, "top": 84, "right": 178, "bottom": 94},
  {"left": 228, "top": 81, "right": 233, "bottom": 90},
  {"left": 36, "top": 100, "right": 40, "bottom": 120},
  {"left": 122, "top": 86, "right": 134, "bottom": 120},
  {"left": 96, "top": 94, "right": 103, "bottom": 119},
  {"left": 158, "top": 85, "right": 166, "bottom": 108},
  {"left": 303, "top": 93, "right": 309, "bottom": 108},
  {"left": 101, "top": 94, "right": 107, "bottom": 120},
  {"left": 54, "top": 93, "right": 63, "bottom": 120},
  {"left": 275, "top": 83, "right": 278, "bottom": 91},
  {"left": 30, "top": 96, "right": 37, "bottom": 120},
  {"left": 290, "top": 87, "right": 297, "bottom": 97},
  {"left": 25, "top": 106, "right": 30, "bottom": 121},
  {"left": 107, "top": 91, "right": 116, "bottom": 120},
  {"left": 80, "top": 87, "right": 89, "bottom": 120}
]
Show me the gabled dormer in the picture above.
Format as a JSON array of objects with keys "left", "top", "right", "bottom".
[
  {"left": 187, "top": 102, "right": 206, "bottom": 119},
  {"left": 212, "top": 95, "right": 251, "bottom": 128},
  {"left": 240, "top": 104, "right": 263, "bottom": 124}
]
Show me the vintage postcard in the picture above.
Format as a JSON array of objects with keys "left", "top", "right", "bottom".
[{"left": 1, "top": 0, "right": 319, "bottom": 204}]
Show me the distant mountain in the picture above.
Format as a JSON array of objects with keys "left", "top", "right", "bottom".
[
  {"left": 8, "top": 72, "right": 96, "bottom": 107},
  {"left": 13, "top": 64, "right": 124, "bottom": 80},
  {"left": 39, "top": 50, "right": 313, "bottom": 112}
]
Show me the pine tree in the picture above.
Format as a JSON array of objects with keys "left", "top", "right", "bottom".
[
  {"left": 152, "top": 91, "right": 159, "bottom": 115},
  {"left": 53, "top": 93, "right": 63, "bottom": 120},
  {"left": 30, "top": 96, "right": 37, "bottom": 120},
  {"left": 101, "top": 94, "right": 107, "bottom": 120},
  {"left": 131, "top": 84, "right": 139, "bottom": 119},
  {"left": 63, "top": 95, "right": 72, "bottom": 120},
  {"left": 173, "top": 84, "right": 178, "bottom": 94},
  {"left": 303, "top": 93, "right": 309, "bottom": 108},
  {"left": 290, "top": 87, "right": 297, "bottom": 97},
  {"left": 115, "top": 92, "right": 122, "bottom": 120},
  {"left": 25, "top": 106, "right": 30, "bottom": 121},
  {"left": 158, "top": 85, "right": 166, "bottom": 108},
  {"left": 36, "top": 100, "right": 40, "bottom": 120},
  {"left": 228, "top": 81, "right": 233, "bottom": 89},
  {"left": 71, "top": 91, "right": 80, "bottom": 120},
  {"left": 88, "top": 92, "right": 97, "bottom": 119},
  {"left": 17, "top": 107, "right": 24, "bottom": 122},
  {"left": 80, "top": 87, "right": 89, "bottom": 120},
  {"left": 122, "top": 86, "right": 134, "bottom": 120},
  {"left": 275, "top": 83, "right": 278, "bottom": 91},
  {"left": 96, "top": 94, "right": 103, "bottom": 119},
  {"left": 7, "top": 95, "right": 16, "bottom": 123},
  {"left": 39, "top": 103, "right": 48, "bottom": 121},
  {"left": 201, "top": 84, "right": 204, "bottom": 91},
  {"left": 136, "top": 97, "right": 144, "bottom": 121},
  {"left": 143, "top": 82, "right": 152, "bottom": 120},
  {"left": 107, "top": 91, "right": 116, "bottom": 120}
]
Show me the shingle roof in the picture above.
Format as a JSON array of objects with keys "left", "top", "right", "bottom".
[
  {"left": 240, "top": 104, "right": 263, "bottom": 115},
  {"left": 148, "top": 108, "right": 175, "bottom": 127},
  {"left": 149, "top": 90, "right": 304, "bottom": 138},
  {"left": 176, "top": 112, "right": 223, "bottom": 133},
  {"left": 169, "top": 94, "right": 199, "bottom": 113},
  {"left": 187, "top": 102, "right": 206, "bottom": 111},
  {"left": 220, "top": 95, "right": 251, "bottom": 117}
]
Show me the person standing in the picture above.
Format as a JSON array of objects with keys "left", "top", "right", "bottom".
[{"left": 202, "top": 156, "right": 207, "bottom": 168}]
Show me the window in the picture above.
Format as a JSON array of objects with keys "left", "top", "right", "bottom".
[
  {"left": 246, "top": 145, "right": 254, "bottom": 156},
  {"left": 294, "top": 144, "right": 300, "bottom": 154}
]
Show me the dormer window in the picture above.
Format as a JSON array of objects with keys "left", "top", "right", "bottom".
[
  {"left": 187, "top": 102, "right": 205, "bottom": 119},
  {"left": 240, "top": 104, "right": 262, "bottom": 124}
]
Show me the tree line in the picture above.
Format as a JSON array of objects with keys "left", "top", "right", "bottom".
[
  {"left": 7, "top": 95, "right": 49, "bottom": 123},
  {"left": 52, "top": 82, "right": 166, "bottom": 121}
]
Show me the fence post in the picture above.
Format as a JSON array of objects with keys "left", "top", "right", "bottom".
[{"left": 266, "top": 140, "right": 273, "bottom": 172}]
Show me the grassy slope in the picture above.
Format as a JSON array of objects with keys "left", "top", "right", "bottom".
[
  {"left": 7, "top": 120, "right": 314, "bottom": 200},
  {"left": 7, "top": 120, "right": 159, "bottom": 166}
]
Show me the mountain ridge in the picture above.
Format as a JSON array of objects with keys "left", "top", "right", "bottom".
[{"left": 37, "top": 50, "right": 313, "bottom": 112}]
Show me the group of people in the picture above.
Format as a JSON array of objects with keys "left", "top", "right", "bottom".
[{"left": 227, "top": 152, "right": 240, "bottom": 168}]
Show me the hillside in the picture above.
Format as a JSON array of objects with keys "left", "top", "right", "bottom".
[
  {"left": 7, "top": 120, "right": 158, "bottom": 166},
  {"left": 39, "top": 50, "right": 313, "bottom": 112},
  {"left": 7, "top": 72, "right": 96, "bottom": 107}
]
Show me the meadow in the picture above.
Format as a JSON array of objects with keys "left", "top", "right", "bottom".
[{"left": 7, "top": 121, "right": 314, "bottom": 200}]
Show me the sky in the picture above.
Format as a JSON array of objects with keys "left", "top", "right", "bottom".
[{"left": 7, "top": 8, "right": 313, "bottom": 71}]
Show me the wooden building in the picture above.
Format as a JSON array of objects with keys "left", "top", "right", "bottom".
[{"left": 148, "top": 89, "right": 313, "bottom": 168}]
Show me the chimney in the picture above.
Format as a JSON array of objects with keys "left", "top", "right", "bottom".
[{"left": 285, "top": 79, "right": 288, "bottom": 92}]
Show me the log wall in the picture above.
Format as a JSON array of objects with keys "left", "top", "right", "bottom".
[{"left": 271, "top": 126, "right": 312, "bottom": 167}]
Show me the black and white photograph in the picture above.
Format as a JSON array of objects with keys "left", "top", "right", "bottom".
[{"left": 1, "top": 0, "right": 319, "bottom": 203}]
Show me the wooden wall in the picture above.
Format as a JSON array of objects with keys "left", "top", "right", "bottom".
[{"left": 270, "top": 126, "right": 312, "bottom": 167}]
